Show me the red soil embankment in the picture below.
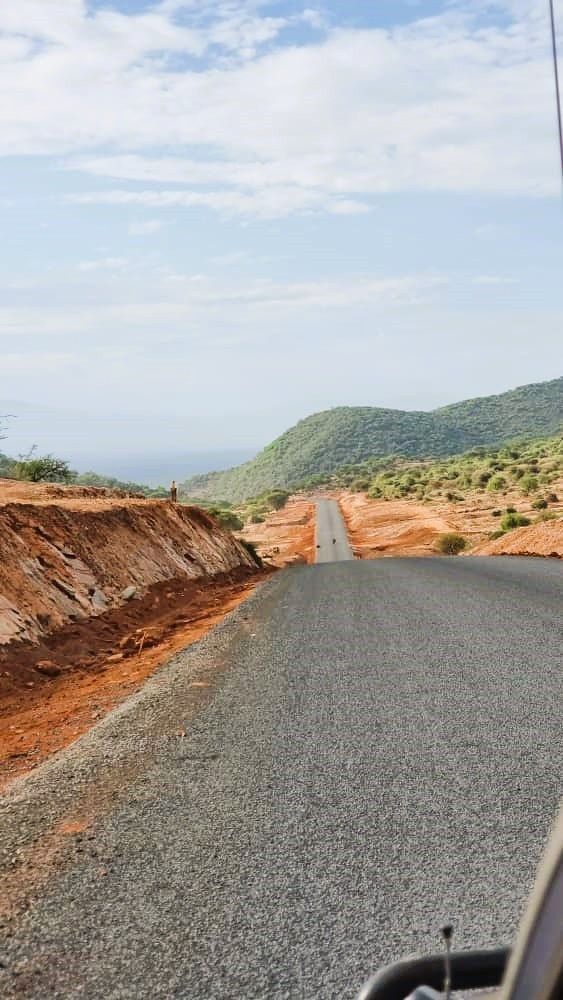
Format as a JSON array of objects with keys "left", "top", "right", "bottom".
[
  {"left": 0, "top": 495, "right": 255, "bottom": 648},
  {"left": 238, "top": 496, "right": 316, "bottom": 566},
  {"left": 472, "top": 519, "right": 563, "bottom": 557},
  {"left": 336, "top": 492, "right": 455, "bottom": 557},
  {"left": 0, "top": 482, "right": 266, "bottom": 786}
]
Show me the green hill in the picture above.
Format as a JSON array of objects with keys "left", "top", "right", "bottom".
[{"left": 181, "top": 377, "right": 563, "bottom": 502}]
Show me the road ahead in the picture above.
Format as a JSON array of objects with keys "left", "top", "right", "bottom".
[
  {"left": 316, "top": 498, "right": 354, "bottom": 562},
  {"left": 1, "top": 557, "right": 562, "bottom": 1000}
]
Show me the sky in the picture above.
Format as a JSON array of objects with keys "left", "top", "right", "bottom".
[{"left": 1, "top": 0, "right": 563, "bottom": 466}]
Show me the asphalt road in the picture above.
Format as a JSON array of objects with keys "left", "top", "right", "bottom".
[
  {"left": 316, "top": 498, "right": 354, "bottom": 562},
  {"left": 1, "top": 557, "right": 562, "bottom": 1000}
]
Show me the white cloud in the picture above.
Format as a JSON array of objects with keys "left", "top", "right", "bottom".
[
  {"left": 0, "top": 0, "right": 559, "bottom": 220},
  {"left": 68, "top": 184, "right": 360, "bottom": 219},
  {"left": 0, "top": 271, "right": 448, "bottom": 338},
  {"left": 77, "top": 257, "right": 131, "bottom": 272},
  {"left": 472, "top": 275, "right": 518, "bottom": 285},
  {"left": 128, "top": 219, "right": 165, "bottom": 236}
]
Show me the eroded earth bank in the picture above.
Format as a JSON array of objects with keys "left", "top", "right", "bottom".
[{"left": 0, "top": 482, "right": 268, "bottom": 786}]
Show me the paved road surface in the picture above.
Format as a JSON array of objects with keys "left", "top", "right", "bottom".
[
  {"left": 316, "top": 498, "right": 354, "bottom": 562},
  {"left": 1, "top": 557, "right": 562, "bottom": 999}
]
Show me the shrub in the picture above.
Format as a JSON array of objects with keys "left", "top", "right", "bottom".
[
  {"left": 475, "top": 470, "right": 492, "bottom": 486},
  {"left": 520, "top": 474, "right": 538, "bottom": 494},
  {"left": 368, "top": 485, "right": 383, "bottom": 499},
  {"left": 535, "top": 511, "right": 557, "bottom": 522},
  {"left": 501, "top": 513, "right": 531, "bottom": 531},
  {"left": 506, "top": 505, "right": 517, "bottom": 514},
  {"left": 435, "top": 532, "right": 467, "bottom": 555},
  {"left": 265, "top": 490, "right": 290, "bottom": 510},
  {"left": 547, "top": 492, "right": 559, "bottom": 503},
  {"left": 531, "top": 498, "right": 548, "bottom": 510},
  {"left": 446, "top": 491, "right": 460, "bottom": 502},
  {"left": 250, "top": 513, "right": 265, "bottom": 524},
  {"left": 487, "top": 474, "right": 507, "bottom": 492},
  {"left": 209, "top": 507, "right": 244, "bottom": 531},
  {"left": 240, "top": 538, "right": 262, "bottom": 566},
  {"left": 491, "top": 509, "right": 502, "bottom": 517},
  {"left": 12, "top": 455, "right": 74, "bottom": 484},
  {"left": 488, "top": 529, "right": 506, "bottom": 540}
]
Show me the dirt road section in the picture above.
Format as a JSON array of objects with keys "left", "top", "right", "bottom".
[{"left": 238, "top": 496, "right": 316, "bottom": 566}]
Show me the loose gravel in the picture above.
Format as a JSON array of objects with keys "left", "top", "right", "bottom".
[{"left": 1, "top": 557, "right": 561, "bottom": 999}]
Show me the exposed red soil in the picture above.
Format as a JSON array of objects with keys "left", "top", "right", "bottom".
[
  {"left": 0, "top": 480, "right": 267, "bottom": 788},
  {"left": 0, "top": 568, "right": 267, "bottom": 789},
  {"left": 335, "top": 487, "right": 563, "bottom": 559},
  {"left": 237, "top": 496, "right": 316, "bottom": 566},
  {"left": 336, "top": 492, "right": 455, "bottom": 557},
  {"left": 0, "top": 487, "right": 255, "bottom": 647},
  {"left": 472, "top": 519, "right": 563, "bottom": 557}
]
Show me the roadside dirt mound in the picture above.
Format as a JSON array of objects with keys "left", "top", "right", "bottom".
[
  {"left": 0, "top": 498, "right": 255, "bottom": 648},
  {"left": 335, "top": 488, "right": 563, "bottom": 559},
  {"left": 238, "top": 497, "right": 316, "bottom": 566},
  {"left": 472, "top": 519, "right": 563, "bottom": 557},
  {"left": 337, "top": 492, "right": 456, "bottom": 557},
  {"left": 0, "top": 481, "right": 266, "bottom": 786},
  {"left": 0, "top": 569, "right": 263, "bottom": 787},
  {"left": 0, "top": 479, "right": 144, "bottom": 503}
]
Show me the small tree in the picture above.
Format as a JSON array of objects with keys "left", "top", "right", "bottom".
[
  {"left": 520, "top": 474, "right": 538, "bottom": 495},
  {"left": 12, "top": 453, "right": 74, "bottom": 484},
  {"left": 487, "top": 474, "right": 507, "bottom": 492}
]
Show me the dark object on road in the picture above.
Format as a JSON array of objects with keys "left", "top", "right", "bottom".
[
  {"left": 333, "top": 537, "right": 336, "bottom": 544},
  {"left": 357, "top": 800, "right": 563, "bottom": 999},
  {"left": 170, "top": 480, "right": 177, "bottom": 503}
]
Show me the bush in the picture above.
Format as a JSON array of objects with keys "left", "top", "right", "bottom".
[
  {"left": 475, "top": 470, "right": 492, "bottom": 486},
  {"left": 535, "top": 511, "right": 557, "bottom": 522},
  {"left": 488, "top": 529, "right": 506, "bottom": 540},
  {"left": 491, "top": 509, "right": 502, "bottom": 517},
  {"left": 531, "top": 498, "right": 548, "bottom": 510},
  {"left": 368, "top": 485, "right": 383, "bottom": 499},
  {"left": 435, "top": 532, "right": 467, "bottom": 555},
  {"left": 506, "top": 505, "right": 517, "bottom": 514},
  {"left": 240, "top": 538, "right": 262, "bottom": 566},
  {"left": 487, "top": 474, "right": 507, "bottom": 492},
  {"left": 547, "top": 492, "right": 559, "bottom": 503},
  {"left": 12, "top": 455, "right": 74, "bottom": 483},
  {"left": 250, "top": 513, "right": 265, "bottom": 524},
  {"left": 520, "top": 474, "right": 538, "bottom": 494},
  {"left": 209, "top": 507, "right": 244, "bottom": 531},
  {"left": 265, "top": 490, "right": 290, "bottom": 510},
  {"left": 501, "top": 513, "right": 531, "bottom": 531}
]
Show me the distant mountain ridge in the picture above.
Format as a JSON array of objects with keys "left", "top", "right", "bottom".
[{"left": 182, "top": 378, "right": 563, "bottom": 502}]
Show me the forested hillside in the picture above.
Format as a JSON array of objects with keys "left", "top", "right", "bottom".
[{"left": 182, "top": 378, "right": 563, "bottom": 502}]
